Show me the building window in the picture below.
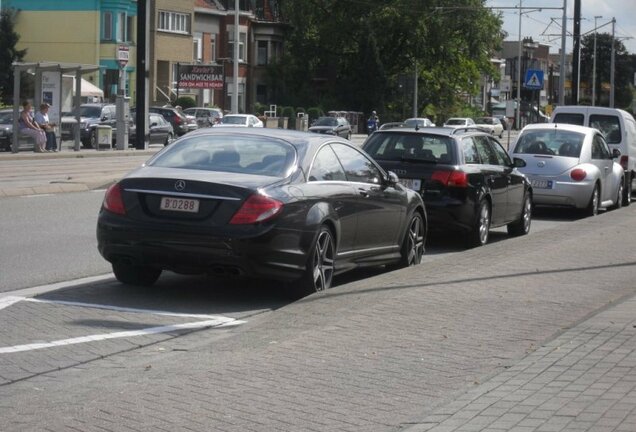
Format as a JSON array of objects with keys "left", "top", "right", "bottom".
[
  {"left": 126, "top": 16, "right": 134, "bottom": 42},
  {"left": 117, "top": 13, "right": 126, "bottom": 42},
  {"left": 257, "top": 41, "right": 268, "bottom": 65},
  {"left": 158, "top": 10, "right": 190, "bottom": 34},
  {"left": 193, "top": 33, "right": 202, "bottom": 62},
  {"left": 228, "top": 29, "right": 247, "bottom": 62},
  {"left": 210, "top": 34, "right": 216, "bottom": 62},
  {"left": 103, "top": 12, "right": 113, "bottom": 41}
]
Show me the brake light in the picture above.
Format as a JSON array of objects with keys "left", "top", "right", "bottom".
[
  {"left": 229, "top": 194, "right": 283, "bottom": 224},
  {"left": 103, "top": 183, "right": 126, "bottom": 215},
  {"left": 570, "top": 168, "right": 587, "bottom": 181},
  {"left": 431, "top": 170, "right": 468, "bottom": 187},
  {"left": 175, "top": 116, "right": 182, "bottom": 125},
  {"left": 620, "top": 155, "right": 628, "bottom": 170}
]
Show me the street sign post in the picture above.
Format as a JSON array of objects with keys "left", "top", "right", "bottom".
[
  {"left": 524, "top": 69, "right": 544, "bottom": 90},
  {"left": 117, "top": 45, "right": 129, "bottom": 68}
]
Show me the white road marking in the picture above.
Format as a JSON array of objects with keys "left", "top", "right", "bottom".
[
  {"left": 0, "top": 274, "right": 114, "bottom": 299},
  {"left": 0, "top": 296, "right": 23, "bottom": 311},
  {"left": 0, "top": 318, "right": 244, "bottom": 354},
  {"left": 21, "top": 194, "right": 55, "bottom": 198},
  {"left": 22, "top": 297, "right": 233, "bottom": 320}
]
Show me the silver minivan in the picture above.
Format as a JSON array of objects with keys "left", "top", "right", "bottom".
[{"left": 551, "top": 106, "right": 636, "bottom": 206}]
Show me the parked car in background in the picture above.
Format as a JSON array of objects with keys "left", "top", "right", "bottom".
[
  {"left": 184, "top": 114, "right": 198, "bottom": 132},
  {"left": 551, "top": 105, "right": 636, "bottom": 206},
  {"left": 474, "top": 116, "right": 504, "bottom": 138},
  {"left": 97, "top": 128, "right": 426, "bottom": 296},
  {"left": 129, "top": 113, "right": 174, "bottom": 147},
  {"left": 403, "top": 118, "right": 435, "bottom": 128},
  {"left": 65, "top": 103, "right": 117, "bottom": 148},
  {"left": 511, "top": 123, "right": 624, "bottom": 216},
  {"left": 0, "top": 109, "right": 16, "bottom": 151},
  {"left": 149, "top": 106, "right": 189, "bottom": 136},
  {"left": 443, "top": 117, "right": 476, "bottom": 128},
  {"left": 363, "top": 127, "right": 532, "bottom": 247},
  {"left": 379, "top": 122, "right": 405, "bottom": 130},
  {"left": 494, "top": 115, "right": 510, "bottom": 131},
  {"left": 308, "top": 116, "right": 352, "bottom": 139},
  {"left": 183, "top": 107, "right": 223, "bottom": 128},
  {"left": 215, "top": 114, "right": 264, "bottom": 128}
]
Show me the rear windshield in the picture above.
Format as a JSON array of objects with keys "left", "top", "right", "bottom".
[
  {"left": 553, "top": 113, "right": 584, "bottom": 126},
  {"left": 222, "top": 116, "right": 246, "bottom": 125},
  {"left": 364, "top": 132, "right": 456, "bottom": 164},
  {"left": 149, "top": 135, "right": 296, "bottom": 177},
  {"left": 590, "top": 114, "right": 621, "bottom": 144},
  {"left": 513, "top": 129, "right": 585, "bottom": 158},
  {"left": 445, "top": 119, "right": 465, "bottom": 125}
]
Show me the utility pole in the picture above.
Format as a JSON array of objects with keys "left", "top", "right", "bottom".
[
  {"left": 413, "top": 61, "right": 418, "bottom": 118},
  {"left": 232, "top": 0, "right": 239, "bottom": 113},
  {"left": 571, "top": 0, "right": 581, "bottom": 104},
  {"left": 610, "top": 18, "right": 616, "bottom": 108},
  {"left": 592, "top": 16, "right": 602, "bottom": 106},
  {"left": 516, "top": 0, "right": 522, "bottom": 130},
  {"left": 559, "top": 0, "right": 567, "bottom": 105}
]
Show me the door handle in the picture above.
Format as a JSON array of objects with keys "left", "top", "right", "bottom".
[{"left": 358, "top": 188, "right": 369, "bottom": 197}]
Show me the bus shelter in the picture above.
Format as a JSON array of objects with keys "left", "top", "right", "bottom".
[{"left": 11, "top": 62, "right": 101, "bottom": 153}]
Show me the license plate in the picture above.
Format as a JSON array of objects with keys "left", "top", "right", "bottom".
[
  {"left": 160, "top": 197, "right": 200, "bottom": 213},
  {"left": 399, "top": 178, "right": 422, "bottom": 191},
  {"left": 531, "top": 179, "right": 553, "bottom": 189}
]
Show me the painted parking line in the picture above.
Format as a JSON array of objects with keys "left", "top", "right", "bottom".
[{"left": 0, "top": 296, "right": 245, "bottom": 354}]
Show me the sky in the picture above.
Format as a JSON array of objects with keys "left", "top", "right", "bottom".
[{"left": 486, "top": 0, "right": 636, "bottom": 55}]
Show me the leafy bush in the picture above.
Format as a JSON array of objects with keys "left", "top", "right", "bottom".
[
  {"left": 174, "top": 96, "right": 196, "bottom": 109},
  {"left": 307, "top": 107, "right": 324, "bottom": 123}
]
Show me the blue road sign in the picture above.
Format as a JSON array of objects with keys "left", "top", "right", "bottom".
[{"left": 524, "top": 69, "right": 544, "bottom": 89}]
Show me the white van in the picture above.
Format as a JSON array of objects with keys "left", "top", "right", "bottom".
[{"left": 551, "top": 106, "right": 636, "bottom": 206}]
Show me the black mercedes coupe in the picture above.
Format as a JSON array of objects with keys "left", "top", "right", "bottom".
[{"left": 97, "top": 128, "right": 426, "bottom": 296}]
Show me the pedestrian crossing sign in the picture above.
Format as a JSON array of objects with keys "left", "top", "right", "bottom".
[{"left": 524, "top": 69, "right": 544, "bottom": 89}]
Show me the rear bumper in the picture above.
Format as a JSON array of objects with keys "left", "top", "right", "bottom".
[
  {"left": 96, "top": 213, "right": 311, "bottom": 282},
  {"left": 529, "top": 178, "right": 593, "bottom": 208},
  {"left": 425, "top": 197, "right": 475, "bottom": 232}
]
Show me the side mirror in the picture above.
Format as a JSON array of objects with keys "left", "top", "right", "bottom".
[
  {"left": 612, "top": 148, "right": 621, "bottom": 159},
  {"left": 513, "top": 157, "right": 526, "bottom": 168},
  {"left": 386, "top": 171, "right": 399, "bottom": 186}
]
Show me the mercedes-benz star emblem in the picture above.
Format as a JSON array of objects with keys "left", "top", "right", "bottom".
[
  {"left": 175, "top": 180, "right": 186, "bottom": 191},
  {"left": 537, "top": 161, "right": 546, "bottom": 168}
]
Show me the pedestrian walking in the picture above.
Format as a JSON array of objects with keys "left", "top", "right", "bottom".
[
  {"left": 34, "top": 103, "right": 58, "bottom": 152},
  {"left": 19, "top": 102, "right": 47, "bottom": 153}
]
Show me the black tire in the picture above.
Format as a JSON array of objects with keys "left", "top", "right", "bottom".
[
  {"left": 468, "top": 199, "right": 491, "bottom": 247},
  {"left": 295, "top": 225, "right": 335, "bottom": 297},
  {"left": 507, "top": 193, "right": 532, "bottom": 236},
  {"left": 112, "top": 261, "right": 161, "bottom": 286},
  {"left": 611, "top": 179, "right": 624, "bottom": 210},
  {"left": 623, "top": 173, "right": 632, "bottom": 206},
  {"left": 585, "top": 184, "right": 600, "bottom": 217},
  {"left": 164, "top": 132, "right": 173, "bottom": 146},
  {"left": 82, "top": 131, "right": 96, "bottom": 149},
  {"left": 394, "top": 212, "right": 425, "bottom": 268}
]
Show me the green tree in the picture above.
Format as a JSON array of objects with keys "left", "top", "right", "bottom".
[
  {"left": 0, "top": 9, "right": 27, "bottom": 105},
  {"left": 580, "top": 33, "right": 633, "bottom": 108},
  {"left": 274, "top": 0, "right": 503, "bottom": 120}
]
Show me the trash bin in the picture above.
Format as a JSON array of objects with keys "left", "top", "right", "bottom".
[
  {"left": 295, "top": 117, "right": 308, "bottom": 132},
  {"left": 96, "top": 125, "right": 113, "bottom": 150}
]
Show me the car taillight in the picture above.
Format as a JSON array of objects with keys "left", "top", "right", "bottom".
[
  {"left": 229, "top": 194, "right": 283, "bottom": 225},
  {"left": 570, "top": 168, "right": 587, "bottom": 181},
  {"left": 175, "top": 116, "right": 182, "bottom": 125},
  {"left": 619, "top": 155, "right": 628, "bottom": 170},
  {"left": 431, "top": 170, "right": 468, "bottom": 187},
  {"left": 103, "top": 183, "right": 126, "bottom": 215}
]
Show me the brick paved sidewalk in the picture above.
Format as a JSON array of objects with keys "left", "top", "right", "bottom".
[{"left": 406, "top": 294, "right": 636, "bottom": 432}]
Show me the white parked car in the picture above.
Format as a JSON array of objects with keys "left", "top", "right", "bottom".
[
  {"left": 511, "top": 123, "right": 625, "bottom": 216},
  {"left": 473, "top": 116, "right": 504, "bottom": 138},
  {"left": 443, "top": 117, "right": 475, "bottom": 128},
  {"left": 403, "top": 117, "right": 435, "bottom": 128},
  {"left": 215, "top": 114, "right": 264, "bottom": 128}
]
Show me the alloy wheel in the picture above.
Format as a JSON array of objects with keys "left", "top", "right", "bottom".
[
  {"left": 478, "top": 203, "right": 491, "bottom": 245},
  {"left": 522, "top": 195, "right": 532, "bottom": 233},
  {"left": 311, "top": 229, "right": 334, "bottom": 291},
  {"left": 406, "top": 215, "right": 424, "bottom": 265}
]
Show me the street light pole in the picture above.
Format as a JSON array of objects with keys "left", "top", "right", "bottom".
[
  {"left": 592, "top": 16, "right": 602, "bottom": 106},
  {"left": 559, "top": 0, "right": 567, "bottom": 105},
  {"left": 610, "top": 18, "right": 616, "bottom": 108},
  {"left": 232, "top": 0, "right": 239, "bottom": 113},
  {"left": 516, "top": 0, "right": 522, "bottom": 130}
]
